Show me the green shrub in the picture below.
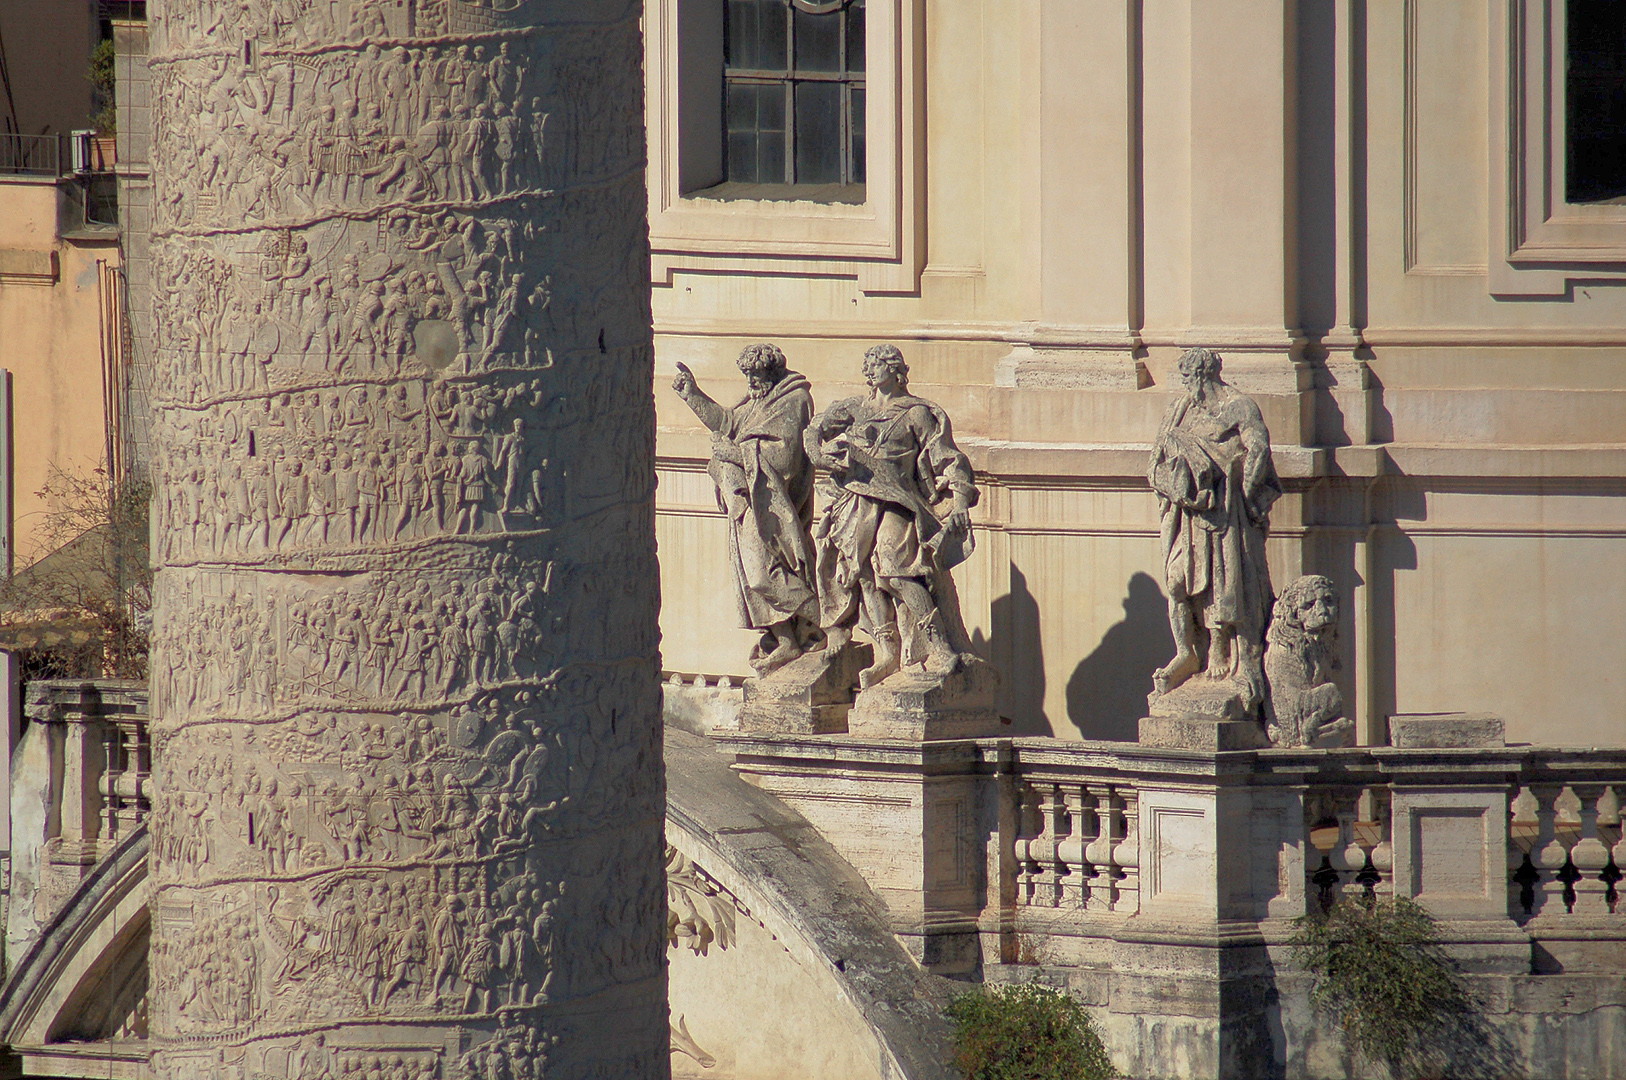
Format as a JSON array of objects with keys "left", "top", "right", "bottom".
[
  {"left": 945, "top": 983, "right": 1118, "bottom": 1080},
  {"left": 1291, "top": 896, "right": 1513, "bottom": 1078}
]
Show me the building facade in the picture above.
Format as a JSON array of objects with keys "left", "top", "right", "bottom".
[{"left": 650, "top": 0, "right": 1626, "bottom": 748}]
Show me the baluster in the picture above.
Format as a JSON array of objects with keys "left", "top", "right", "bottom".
[
  {"left": 1056, "top": 784, "right": 1087, "bottom": 909},
  {"left": 1110, "top": 786, "right": 1139, "bottom": 914},
  {"left": 1528, "top": 783, "right": 1568, "bottom": 917},
  {"left": 1570, "top": 784, "right": 1612, "bottom": 915},
  {"left": 1351, "top": 788, "right": 1385, "bottom": 896},
  {"left": 1327, "top": 791, "right": 1361, "bottom": 905},
  {"left": 1508, "top": 783, "right": 1539, "bottom": 919},
  {"left": 1081, "top": 784, "right": 1113, "bottom": 912},
  {"left": 1011, "top": 780, "right": 1039, "bottom": 905},
  {"left": 1610, "top": 785, "right": 1626, "bottom": 916},
  {"left": 1305, "top": 791, "right": 1342, "bottom": 911},
  {"left": 1368, "top": 788, "right": 1394, "bottom": 899},
  {"left": 1041, "top": 783, "right": 1067, "bottom": 907},
  {"left": 101, "top": 723, "right": 123, "bottom": 839}
]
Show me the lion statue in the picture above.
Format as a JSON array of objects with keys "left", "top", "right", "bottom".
[{"left": 1263, "top": 575, "right": 1351, "bottom": 748}]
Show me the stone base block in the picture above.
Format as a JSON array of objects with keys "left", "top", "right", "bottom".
[
  {"left": 1148, "top": 676, "right": 1252, "bottom": 721},
  {"left": 1138, "top": 715, "right": 1270, "bottom": 751},
  {"left": 1388, "top": 712, "right": 1506, "bottom": 748},
  {"left": 847, "top": 657, "right": 1002, "bottom": 740},
  {"left": 738, "top": 642, "right": 871, "bottom": 735}
]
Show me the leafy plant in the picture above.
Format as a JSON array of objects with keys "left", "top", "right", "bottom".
[
  {"left": 945, "top": 983, "right": 1118, "bottom": 1080},
  {"left": 0, "top": 465, "right": 150, "bottom": 679},
  {"left": 1291, "top": 896, "right": 1515, "bottom": 1079},
  {"left": 90, "top": 38, "right": 117, "bottom": 135}
]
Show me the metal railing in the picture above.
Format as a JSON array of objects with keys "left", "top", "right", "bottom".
[{"left": 0, "top": 133, "right": 62, "bottom": 177}]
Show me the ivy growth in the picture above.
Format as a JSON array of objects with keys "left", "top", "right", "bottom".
[
  {"left": 1290, "top": 896, "right": 1517, "bottom": 1078},
  {"left": 945, "top": 983, "right": 1118, "bottom": 1080}
]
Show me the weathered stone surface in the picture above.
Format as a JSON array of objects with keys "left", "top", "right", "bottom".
[
  {"left": 847, "top": 658, "right": 1002, "bottom": 741},
  {"left": 145, "top": 4, "right": 666, "bottom": 1077},
  {"left": 1147, "top": 347, "right": 1282, "bottom": 720},
  {"left": 1388, "top": 712, "right": 1507, "bottom": 748},
  {"left": 738, "top": 640, "right": 872, "bottom": 735},
  {"left": 1263, "top": 575, "right": 1352, "bottom": 748},
  {"left": 1137, "top": 714, "right": 1270, "bottom": 751},
  {"left": 805, "top": 345, "right": 988, "bottom": 698},
  {"left": 671, "top": 344, "right": 819, "bottom": 677}
]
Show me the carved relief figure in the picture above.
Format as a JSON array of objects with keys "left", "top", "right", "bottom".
[
  {"left": 1147, "top": 347, "right": 1282, "bottom": 716},
  {"left": 804, "top": 344, "right": 979, "bottom": 688},
  {"left": 671, "top": 344, "right": 818, "bottom": 675},
  {"left": 1264, "top": 575, "right": 1351, "bottom": 748}
]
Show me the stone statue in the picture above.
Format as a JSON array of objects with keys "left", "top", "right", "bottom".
[
  {"left": 1264, "top": 575, "right": 1351, "bottom": 747},
  {"left": 671, "top": 344, "right": 818, "bottom": 675},
  {"left": 805, "top": 344, "right": 979, "bottom": 689},
  {"left": 1147, "top": 347, "right": 1282, "bottom": 719}
]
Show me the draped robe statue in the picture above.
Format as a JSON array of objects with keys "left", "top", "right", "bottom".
[
  {"left": 805, "top": 345, "right": 979, "bottom": 689},
  {"left": 672, "top": 344, "right": 818, "bottom": 674},
  {"left": 1148, "top": 347, "right": 1282, "bottom": 717}
]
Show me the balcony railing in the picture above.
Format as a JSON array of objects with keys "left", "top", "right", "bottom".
[
  {"left": 0, "top": 133, "right": 62, "bottom": 177},
  {"left": 1006, "top": 739, "right": 1626, "bottom": 929}
]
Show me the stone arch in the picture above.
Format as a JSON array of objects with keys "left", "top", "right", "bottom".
[
  {"left": 663, "top": 728, "right": 956, "bottom": 1080},
  {"left": 0, "top": 825, "right": 150, "bottom": 1050}
]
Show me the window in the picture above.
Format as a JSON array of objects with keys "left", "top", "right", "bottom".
[
  {"left": 1565, "top": 0, "right": 1626, "bottom": 203},
  {"left": 1489, "top": 0, "right": 1626, "bottom": 295},
  {"left": 644, "top": 0, "right": 923, "bottom": 293},
  {"left": 723, "top": 0, "right": 865, "bottom": 192}
]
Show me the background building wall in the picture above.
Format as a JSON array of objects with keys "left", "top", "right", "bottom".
[
  {"left": 0, "top": 179, "right": 122, "bottom": 567},
  {"left": 648, "top": 0, "right": 1626, "bottom": 747}
]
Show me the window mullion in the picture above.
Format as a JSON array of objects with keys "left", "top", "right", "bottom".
[{"left": 785, "top": 1, "right": 797, "bottom": 183}]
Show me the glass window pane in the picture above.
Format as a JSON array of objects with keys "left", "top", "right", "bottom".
[
  {"left": 846, "top": 1, "right": 865, "bottom": 72},
  {"left": 726, "top": 0, "right": 757, "bottom": 69},
  {"left": 728, "top": 131, "right": 757, "bottom": 182},
  {"left": 849, "top": 86, "right": 865, "bottom": 183},
  {"left": 1568, "top": 0, "right": 1626, "bottom": 202},
  {"left": 759, "top": 81, "right": 787, "bottom": 133},
  {"left": 794, "top": 7, "right": 841, "bottom": 72},
  {"left": 758, "top": 130, "right": 787, "bottom": 183},
  {"left": 726, "top": 81, "right": 756, "bottom": 130},
  {"left": 795, "top": 80, "right": 841, "bottom": 183},
  {"left": 759, "top": 0, "right": 788, "bottom": 71}
]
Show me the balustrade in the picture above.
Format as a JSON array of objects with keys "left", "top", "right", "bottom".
[{"left": 1003, "top": 741, "right": 1626, "bottom": 934}]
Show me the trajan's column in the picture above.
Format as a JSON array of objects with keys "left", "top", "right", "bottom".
[{"left": 144, "top": 1, "right": 666, "bottom": 1077}]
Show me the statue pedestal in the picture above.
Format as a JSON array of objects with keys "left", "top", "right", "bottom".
[
  {"left": 848, "top": 658, "right": 1002, "bottom": 741},
  {"left": 1148, "top": 676, "right": 1253, "bottom": 722},
  {"left": 738, "top": 642, "right": 872, "bottom": 735},
  {"left": 1138, "top": 714, "right": 1269, "bottom": 751}
]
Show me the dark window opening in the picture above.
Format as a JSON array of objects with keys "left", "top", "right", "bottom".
[
  {"left": 722, "top": 0, "right": 865, "bottom": 196},
  {"left": 1567, "top": 0, "right": 1626, "bottom": 202}
]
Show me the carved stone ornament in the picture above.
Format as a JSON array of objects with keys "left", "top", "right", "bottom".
[
  {"left": 1264, "top": 575, "right": 1352, "bottom": 748},
  {"left": 145, "top": 2, "right": 667, "bottom": 1077},
  {"left": 800, "top": 345, "right": 1001, "bottom": 738},
  {"left": 1146, "top": 347, "right": 1283, "bottom": 726}
]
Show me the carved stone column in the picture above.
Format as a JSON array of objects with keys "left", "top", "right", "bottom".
[{"left": 144, "top": 4, "right": 665, "bottom": 1077}]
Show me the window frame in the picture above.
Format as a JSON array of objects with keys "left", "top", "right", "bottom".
[
  {"left": 722, "top": 0, "right": 866, "bottom": 188},
  {"left": 644, "top": 0, "right": 923, "bottom": 294},
  {"left": 1490, "top": 0, "right": 1626, "bottom": 296}
]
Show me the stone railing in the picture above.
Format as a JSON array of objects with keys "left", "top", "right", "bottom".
[
  {"left": 5, "top": 679, "right": 149, "bottom": 958},
  {"left": 1004, "top": 735, "right": 1626, "bottom": 934}
]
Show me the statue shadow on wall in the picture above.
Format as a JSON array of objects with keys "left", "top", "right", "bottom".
[
  {"left": 971, "top": 564, "right": 1053, "bottom": 736},
  {"left": 1065, "top": 572, "right": 1176, "bottom": 742}
]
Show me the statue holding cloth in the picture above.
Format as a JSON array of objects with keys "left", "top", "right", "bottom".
[
  {"left": 1148, "top": 347, "right": 1283, "bottom": 717},
  {"left": 672, "top": 344, "right": 818, "bottom": 675},
  {"left": 804, "top": 344, "right": 980, "bottom": 689}
]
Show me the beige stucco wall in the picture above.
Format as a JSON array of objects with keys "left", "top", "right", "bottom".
[
  {"left": 648, "top": 0, "right": 1626, "bottom": 748},
  {"left": 0, "top": 179, "right": 120, "bottom": 567}
]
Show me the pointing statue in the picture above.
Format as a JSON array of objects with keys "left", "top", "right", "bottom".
[
  {"left": 804, "top": 344, "right": 980, "bottom": 689},
  {"left": 1148, "top": 347, "right": 1282, "bottom": 717},
  {"left": 672, "top": 344, "right": 818, "bottom": 675}
]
